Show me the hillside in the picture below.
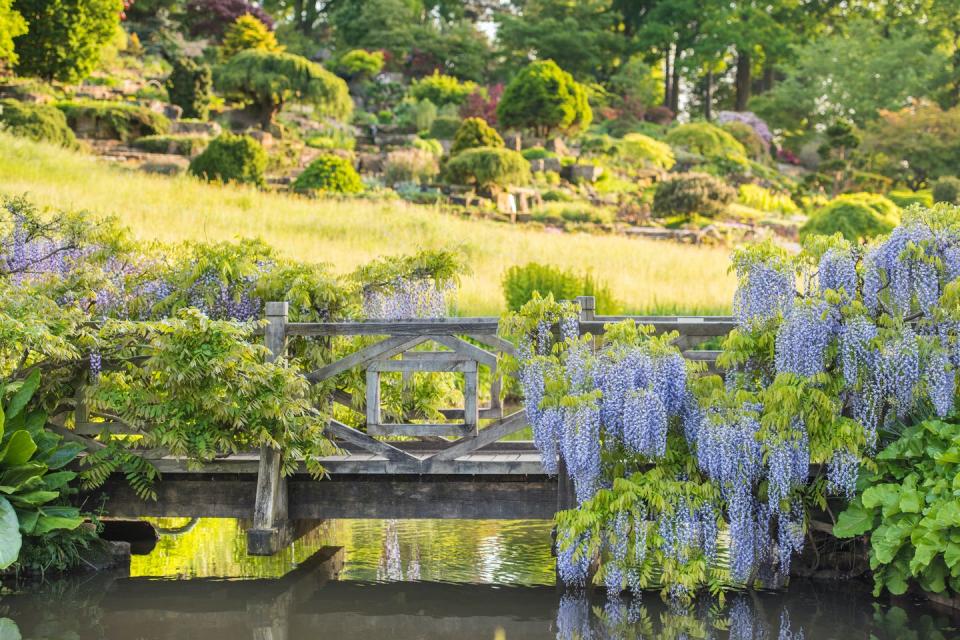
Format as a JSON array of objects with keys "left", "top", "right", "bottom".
[{"left": 0, "top": 133, "right": 736, "bottom": 315}]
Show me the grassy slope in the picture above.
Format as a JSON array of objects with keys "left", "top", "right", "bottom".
[{"left": 0, "top": 133, "right": 736, "bottom": 315}]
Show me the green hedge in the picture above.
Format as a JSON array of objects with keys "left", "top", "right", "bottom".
[
  {"left": 56, "top": 100, "right": 170, "bottom": 141},
  {"left": 0, "top": 99, "right": 77, "bottom": 148},
  {"left": 188, "top": 133, "right": 266, "bottom": 187},
  {"left": 502, "top": 262, "right": 621, "bottom": 313}
]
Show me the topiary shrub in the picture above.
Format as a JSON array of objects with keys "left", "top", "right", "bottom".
[
  {"left": 410, "top": 71, "right": 478, "bottom": 107},
  {"left": 800, "top": 193, "right": 900, "bottom": 241},
  {"left": 188, "top": 132, "right": 266, "bottom": 186},
  {"left": 522, "top": 146, "right": 555, "bottom": 161},
  {"left": 166, "top": 57, "right": 212, "bottom": 120},
  {"left": 932, "top": 176, "right": 960, "bottom": 205},
  {"left": 502, "top": 262, "right": 621, "bottom": 313},
  {"left": 721, "top": 121, "right": 767, "bottom": 160},
  {"left": 293, "top": 155, "right": 363, "bottom": 195},
  {"left": 383, "top": 148, "right": 439, "bottom": 186},
  {"left": 443, "top": 146, "right": 530, "bottom": 192},
  {"left": 450, "top": 117, "right": 503, "bottom": 156},
  {"left": 0, "top": 99, "right": 77, "bottom": 148},
  {"left": 56, "top": 100, "right": 169, "bottom": 141},
  {"left": 619, "top": 133, "right": 675, "bottom": 170},
  {"left": 665, "top": 122, "right": 748, "bottom": 170},
  {"left": 496, "top": 59, "right": 592, "bottom": 136},
  {"left": 335, "top": 49, "right": 384, "bottom": 79},
  {"left": 428, "top": 115, "right": 461, "bottom": 139},
  {"left": 652, "top": 172, "right": 735, "bottom": 219},
  {"left": 220, "top": 13, "right": 282, "bottom": 59},
  {"left": 887, "top": 189, "right": 933, "bottom": 209},
  {"left": 132, "top": 134, "right": 208, "bottom": 156}
]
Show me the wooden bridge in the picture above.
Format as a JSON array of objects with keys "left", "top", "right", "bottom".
[{"left": 76, "top": 297, "right": 734, "bottom": 555}]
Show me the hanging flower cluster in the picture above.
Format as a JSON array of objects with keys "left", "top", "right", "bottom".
[{"left": 362, "top": 276, "right": 454, "bottom": 319}]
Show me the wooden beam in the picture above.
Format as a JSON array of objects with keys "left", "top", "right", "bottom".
[
  {"left": 286, "top": 318, "right": 500, "bottom": 337},
  {"left": 305, "top": 335, "right": 426, "bottom": 383},
  {"left": 367, "top": 423, "right": 475, "bottom": 438},
  {"left": 369, "top": 359, "right": 478, "bottom": 373},
  {"left": 468, "top": 333, "right": 517, "bottom": 356},
  {"left": 325, "top": 419, "right": 419, "bottom": 463},
  {"left": 427, "top": 335, "right": 499, "bottom": 368},
  {"left": 426, "top": 411, "right": 528, "bottom": 463}
]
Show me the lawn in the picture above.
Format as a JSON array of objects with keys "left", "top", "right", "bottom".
[{"left": 0, "top": 133, "right": 736, "bottom": 315}]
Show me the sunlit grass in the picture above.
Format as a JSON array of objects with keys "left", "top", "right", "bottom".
[{"left": 0, "top": 133, "right": 737, "bottom": 315}]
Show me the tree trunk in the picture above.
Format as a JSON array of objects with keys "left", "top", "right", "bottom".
[
  {"left": 294, "top": 0, "right": 305, "bottom": 32},
  {"left": 704, "top": 68, "right": 713, "bottom": 121},
  {"left": 735, "top": 49, "right": 751, "bottom": 111},
  {"left": 761, "top": 62, "right": 775, "bottom": 93},
  {"left": 670, "top": 54, "right": 681, "bottom": 114},
  {"left": 663, "top": 47, "right": 673, "bottom": 108}
]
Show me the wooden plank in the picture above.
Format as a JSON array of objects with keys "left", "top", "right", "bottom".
[
  {"left": 464, "top": 369, "right": 478, "bottom": 427},
  {"left": 427, "top": 335, "right": 499, "bottom": 368},
  {"left": 399, "top": 351, "right": 471, "bottom": 362},
  {"left": 305, "top": 336, "right": 426, "bottom": 383},
  {"left": 325, "top": 419, "right": 418, "bottom": 463},
  {"left": 369, "top": 359, "right": 478, "bottom": 373},
  {"left": 365, "top": 369, "right": 380, "bottom": 426},
  {"left": 367, "top": 423, "right": 475, "bottom": 438},
  {"left": 467, "top": 333, "right": 516, "bottom": 356},
  {"left": 425, "top": 411, "right": 528, "bottom": 463},
  {"left": 438, "top": 407, "right": 502, "bottom": 420},
  {"left": 286, "top": 318, "right": 500, "bottom": 337},
  {"left": 579, "top": 319, "right": 734, "bottom": 337}
]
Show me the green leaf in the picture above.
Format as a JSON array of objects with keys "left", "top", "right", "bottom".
[
  {"left": 0, "top": 618, "right": 21, "bottom": 640},
  {"left": 0, "top": 431, "right": 36, "bottom": 467},
  {"left": 945, "top": 542, "right": 960, "bottom": 569},
  {"left": 43, "top": 442, "right": 84, "bottom": 470},
  {"left": 899, "top": 487, "right": 922, "bottom": 513},
  {"left": 0, "top": 463, "right": 47, "bottom": 491},
  {"left": 7, "top": 490, "right": 58, "bottom": 507},
  {"left": 834, "top": 501, "right": 875, "bottom": 538},
  {"left": 16, "top": 510, "right": 37, "bottom": 535},
  {"left": 0, "top": 497, "right": 22, "bottom": 570},
  {"left": 41, "top": 471, "right": 76, "bottom": 491},
  {"left": 5, "top": 370, "right": 40, "bottom": 420},
  {"left": 33, "top": 514, "right": 83, "bottom": 535}
]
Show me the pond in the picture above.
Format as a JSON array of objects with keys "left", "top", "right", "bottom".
[{"left": 1, "top": 518, "right": 958, "bottom": 639}]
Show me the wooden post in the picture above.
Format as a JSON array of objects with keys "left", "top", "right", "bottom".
[
  {"left": 248, "top": 302, "right": 290, "bottom": 556},
  {"left": 576, "top": 295, "right": 596, "bottom": 321}
]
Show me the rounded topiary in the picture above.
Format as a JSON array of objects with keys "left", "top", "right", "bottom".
[
  {"left": 496, "top": 59, "right": 592, "bottom": 136},
  {"left": 450, "top": 117, "right": 503, "bottom": 156},
  {"left": 188, "top": 132, "right": 267, "bottom": 186},
  {"left": 721, "top": 121, "right": 767, "bottom": 160},
  {"left": 619, "top": 133, "right": 675, "bottom": 170},
  {"left": 800, "top": 193, "right": 900, "bottom": 241},
  {"left": 652, "top": 172, "right": 736, "bottom": 219},
  {"left": 443, "top": 146, "right": 530, "bottom": 192},
  {"left": 293, "top": 155, "right": 363, "bottom": 195},
  {"left": 0, "top": 99, "right": 77, "bottom": 148},
  {"left": 932, "top": 176, "right": 960, "bottom": 205},
  {"left": 166, "top": 57, "right": 212, "bottom": 120},
  {"left": 665, "top": 122, "right": 748, "bottom": 166}
]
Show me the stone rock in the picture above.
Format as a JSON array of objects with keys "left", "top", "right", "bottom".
[
  {"left": 542, "top": 157, "right": 562, "bottom": 173},
  {"left": 528, "top": 158, "right": 544, "bottom": 173},
  {"left": 563, "top": 163, "right": 604, "bottom": 183},
  {"left": 246, "top": 129, "right": 274, "bottom": 149},
  {"left": 170, "top": 120, "right": 222, "bottom": 136},
  {"left": 503, "top": 134, "right": 522, "bottom": 151},
  {"left": 358, "top": 152, "right": 386, "bottom": 173},
  {"left": 79, "top": 540, "right": 132, "bottom": 573},
  {"left": 545, "top": 137, "right": 569, "bottom": 156}
]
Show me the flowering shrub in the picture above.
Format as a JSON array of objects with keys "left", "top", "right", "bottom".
[{"left": 715, "top": 111, "right": 773, "bottom": 148}]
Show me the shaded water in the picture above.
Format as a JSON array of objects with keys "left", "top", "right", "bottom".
[{"left": 0, "top": 518, "right": 957, "bottom": 639}]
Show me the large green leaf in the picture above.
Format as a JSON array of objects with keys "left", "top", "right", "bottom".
[
  {"left": 834, "top": 500, "right": 875, "bottom": 538},
  {"left": 41, "top": 471, "right": 76, "bottom": 491},
  {"left": 0, "top": 496, "right": 22, "bottom": 570},
  {"left": 0, "top": 618, "right": 21, "bottom": 640},
  {"left": 4, "top": 370, "right": 40, "bottom": 421},
  {"left": 16, "top": 509, "right": 37, "bottom": 535},
  {"left": 0, "top": 462, "right": 47, "bottom": 492},
  {"left": 8, "top": 490, "right": 59, "bottom": 507},
  {"left": 0, "top": 431, "right": 36, "bottom": 467},
  {"left": 34, "top": 513, "right": 83, "bottom": 535},
  {"left": 43, "top": 441, "right": 84, "bottom": 470}
]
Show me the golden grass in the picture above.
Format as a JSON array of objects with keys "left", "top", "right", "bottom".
[{"left": 0, "top": 133, "right": 737, "bottom": 315}]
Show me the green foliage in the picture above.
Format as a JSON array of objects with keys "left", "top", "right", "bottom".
[
  {"left": 608, "top": 57, "right": 664, "bottom": 107},
  {"left": 502, "top": 262, "right": 621, "bottom": 313},
  {"left": 427, "top": 115, "right": 461, "bottom": 139},
  {"left": 800, "top": 193, "right": 900, "bottom": 242},
  {"left": 56, "top": 100, "right": 170, "bottom": 142},
  {"left": 887, "top": 190, "right": 933, "bottom": 209},
  {"left": 411, "top": 137, "right": 443, "bottom": 157},
  {"left": 737, "top": 184, "right": 799, "bottom": 216},
  {"left": 665, "top": 122, "right": 749, "bottom": 170},
  {"left": 618, "top": 133, "right": 675, "bottom": 170},
  {"left": 12, "top": 0, "right": 123, "bottom": 82},
  {"left": 352, "top": 249, "right": 464, "bottom": 300},
  {"left": 166, "top": 57, "right": 213, "bottom": 120},
  {"left": 521, "top": 147, "right": 555, "bottom": 161},
  {"left": 292, "top": 154, "right": 363, "bottom": 195},
  {"left": 383, "top": 148, "right": 439, "bottom": 186},
  {"left": 0, "top": 99, "right": 77, "bottom": 148},
  {"left": 721, "top": 121, "right": 767, "bottom": 160},
  {"left": 0, "top": 0, "right": 25, "bottom": 66},
  {"left": 133, "top": 134, "right": 208, "bottom": 156},
  {"left": 496, "top": 60, "right": 592, "bottom": 136},
  {"left": 653, "top": 173, "right": 735, "bottom": 220},
  {"left": 188, "top": 132, "right": 267, "bottom": 187},
  {"left": 220, "top": 13, "right": 282, "bottom": 60},
  {"left": 450, "top": 117, "right": 503, "bottom": 156},
  {"left": 215, "top": 50, "right": 351, "bottom": 128},
  {"left": 442, "top": 146, "right": 530, "bottom": 191},
  {"left": 835, "top": 416, "right": 960, "bottom": 598},
  {"left": 409, "top": 71, "right": 478, "bottom": 107},
  {"left": 335, "top": 49, "right": 384, "bottom": 79},
  {"left": 932, "top": 177, "right": 960, "bottom": 205}
]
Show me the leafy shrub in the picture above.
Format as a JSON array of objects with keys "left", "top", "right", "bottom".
[
  {"left": 665, "top": 122, "right": 748, "bottom": 168},
  {"left": 652, "top": 172, "right": 735, "bottom": 219},
  {"left": 166, "top": 57, "right": 212, "bottom": 120},
  {"left": 0, "top": 0, "right": 26, "bottom": 67},
  {"left": 304, "top": 129, "right": 355, "bottom": 151},
  {"left": 0, "top": 99, "right": 77, "bottom": 148},
  {"left": 184, "top": 0, "right": 274, "bottom": 38},
  {"left": 133, "top": 134, "right": 208, "bottom": 156},
  {"left": 522, "top": 146, "right": 555, "bottom": 161},
  {"left": 188, "top": 132, "right": 266, "bottom": 186},
  {"left": 721, "top": 121, "right": 767, "bottom": 160},
  {"left": 410, "top": 71, "right": 478, "bottom": 106},
  {"left": 293, "top": 155, "right": 363, "bottom": 195},
  {"left": 531, "top": 203, "right": 613, "bottom": 225},
  {"left": 619, "top": 133, "right": 675, "bottom": 170},
  {"left": 497, "top": 59, "right": 591, "bottom": 135},
  {"left": 401, "top": 98, "right": 436, "bottom": 132},
  {"left": 800, "top": 193, "right": 900, "bottom": 241},
  {"left": 383, "top": 148, "right": 439, "bottom": 186},
  {"left": 887, "top": 189, "right": 933, "bottom": 208},
  {"left": 932, "top": 176, "right": 960, "bottom": 205},
  {"left": 450, "top": 117, "right": 503, "bottom": 156},
  {"left": 715, "top": 111, "right": 773, "bottom": 148},
  {"left": 428, "top": 115, "right": 461, "bottom": 139},
  {"left": 737, "top": 184, "right": 799, "bottom": 215},
  {"left": 411, "top": 137, "right": 443, "bottom": 157},
  {"left": 443, "top": 146, "right": 530, "bottom": 191},
  {"left": 502, "top": 262, "right": 620, "bottom": 313},
  {"left": 335, "top": 49, "right": 384, "bottom": 79},
  {"left": 220, "top": 13, "right": 282, "bottom": 59},
  {"left": 56, "top": 100, "right": 170, "bottom": 141}
]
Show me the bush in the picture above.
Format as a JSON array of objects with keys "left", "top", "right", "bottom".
[
  {"left": 220, "top": 13, "right": 282, "bottom": 59},
  {"left": 0, "top": 99, "right": 77, "bottom": 148},
  {"left": 800, "top": 193, "right": 900, "bottom": 241},
  {"left": 56, "top": 100, "right": 169, "bottom": 141},
  {"left": 412, "top": 137, "right": 443, "bottom": 157},
  {"left": 887, "top": 189, "right": 933, "bottom": 208},
  {"left": 619, "top": 133, "right": 675, "bottom": 170},
  {"left": 383, "top": 148, "right": 439, "bottom": 186},
  {"left": 184, "top": 0, "right": 274, "bottom": 38},
  {"left": 450, "top": 117, "right": 503, "bottom": 156},
  {"left": 497, "top": 60, "right": 591, "bottom": 135},
  {"left": 335, "top": 49, "right": 384, "bottom": 79},
  {"left": 293, "top": 155, "right": 363, "bottom": 195},
  {"left": 0, "top": 0, "right": 26, "bottom": 67},
  {"left": 665, "top": 122, "right": 748, "bottom": 167},
  {"left": 133, "top": 134, "right": 208, "bottom": 156},
  {"left": 737, "top": 184, "right": 799, "bottom": 215},
  {"left": 188, "top": 132, "right": 266, "bottom": 186},
  {"left": 932, "top": 176, "right": 960, "bottom": 205},
  {"left": 502, "top": 262, "right": 621, "bottom": 313},
  {"left": 652, "top": 172, "right": 735, "bottom": 219},
  {"left": 531, "top": 203, "right": 613, "bottom": 225},
  {"left": 428, "top": 115, "right": 461, "bottom": 139},
  {"left": 522, "top": 146, "right": 555, "bottom": 161},
  {"left": 401, "top": 98, "right": 436, "bottom": 133},
  {"left": 721, "top": 121, "right": 767, "bottom": 160},
  {"left": 443, "top": 146, "right": 530, "bottom": 191},
  {"left": 410, "top": 71, "right": 478, "bottom": 107},
  {"left": 166, "top": 57, "right": 212, "bottom": 120}
]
